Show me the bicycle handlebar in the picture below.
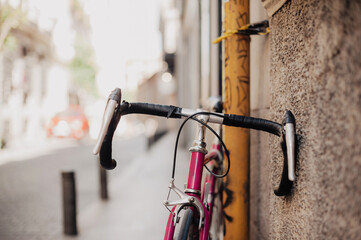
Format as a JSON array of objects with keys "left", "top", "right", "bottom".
[
  {"left": 120, "top": 103, "right": 283, "bottom": 135},
  {"left": 93, "top": 88, "right": 297, "bottom": 196},
  {"left": 223, "top": 114, "right": 282, "bottom": 136}
]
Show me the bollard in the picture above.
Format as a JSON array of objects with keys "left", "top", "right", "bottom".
[
  {"left": 99, "top": 164, "right": 108, "bottom": 200},
  {"left": 61, "top": 171, "right": 78, "bottom": 235}
]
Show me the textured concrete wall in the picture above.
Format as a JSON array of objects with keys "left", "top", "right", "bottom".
[
  {"left": 249, "top": 1, "right": 272, "bottom": 239},
  {"left": 250, "top": 0, "right": 361, "bottom": 239}
]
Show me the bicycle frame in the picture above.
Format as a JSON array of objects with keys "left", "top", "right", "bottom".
[{"left": 164, "top": 120, "right": 222, "bottom": 240}]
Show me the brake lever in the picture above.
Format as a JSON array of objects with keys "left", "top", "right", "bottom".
[
  {"left": 93, "top": 88, "right": 122, "bottom": 155},
  {"left": 284, "top": 111, "right": 296, "bottom": 181},
  {"left": 93, "top": 99, "right": 118, "bottom": 155},
  {"left": 274, "top": 110, "right": 297, "bottom": 196}
]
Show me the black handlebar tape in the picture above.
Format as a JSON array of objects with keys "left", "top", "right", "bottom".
[
  {"left": 99, "top": 132, "right": 117, "bottom": 170},
  {"left": 126, "top": 103, "right": 182, "bottom": 119},
  {"left": 223, "top": 114, "right": 283, "bottom": 136}
]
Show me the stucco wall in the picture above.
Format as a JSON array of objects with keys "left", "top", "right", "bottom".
[
  {"left": 249, "top": 1, "right": 272, "bottom": 239},
  {"left": 251, "top": 0, "right": 361, "bottom": 239}
]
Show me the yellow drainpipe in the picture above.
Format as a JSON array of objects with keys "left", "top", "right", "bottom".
[{"left": 222, "top": 0, "right": 250, "bottom": 239}]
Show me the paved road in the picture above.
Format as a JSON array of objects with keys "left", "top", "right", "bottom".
[{"left": 0, "top": 135, "right": 147, "bottom": 240}]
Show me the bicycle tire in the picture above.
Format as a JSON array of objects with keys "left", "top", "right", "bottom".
[{"left": 175, "top": 208, "right": 199, "bottom": 240}]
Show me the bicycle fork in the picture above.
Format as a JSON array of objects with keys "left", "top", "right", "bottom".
[{"left": 163, "top": 115, "right": 211, "bottom": 239}]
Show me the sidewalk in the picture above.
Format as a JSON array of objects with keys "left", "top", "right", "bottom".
[
  {"left": 0, "top": 138, "right": 82, "bottom": 166},
  {"left": 66, "top": 132, "right": 190, "bottom": 240}
]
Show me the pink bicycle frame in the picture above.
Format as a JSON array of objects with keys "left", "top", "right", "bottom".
[{"left": 164, "top": 141, "right": 221, "bottom": 240}]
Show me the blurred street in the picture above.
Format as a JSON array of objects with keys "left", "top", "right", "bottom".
[
  {"left": 0, "top": 138, "right": 101, "bottom": 239},
  {"left": 0, "top": 132, "right": 189, "bottom": 240},
  {"left": 0, "top": 139, "right": 102, "bottom": 239}
]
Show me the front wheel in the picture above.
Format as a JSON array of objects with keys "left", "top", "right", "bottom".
[{"left": 175, "top": 208, "right": 199, "bottom": 240}]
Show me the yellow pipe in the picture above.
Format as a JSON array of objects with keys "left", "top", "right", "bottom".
[{"left": 222, "top": 0, "right": 250, "bottom": 239}]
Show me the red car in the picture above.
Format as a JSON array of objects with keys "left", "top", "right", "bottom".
[{"left": 47, "top": 105, "right": 89, "bottom": 140}]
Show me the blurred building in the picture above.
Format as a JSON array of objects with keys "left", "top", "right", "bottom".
[
  {"left": 0, "top": 0, "right": 90, "bottom": 148},
  {"left": 0, "top": 2, "right": 54, "bottom": 148},
  {"left": 159, "top": 0, "right": 221, "bottom": 145}
]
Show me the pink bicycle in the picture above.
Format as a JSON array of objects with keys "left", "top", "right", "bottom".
[{"left": 93, "top": 88, "right": 296, "bottom": 239}]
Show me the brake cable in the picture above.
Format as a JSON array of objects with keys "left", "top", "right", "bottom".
[{"left": 171, "top": 112, "right": 230, "bottom": 180}]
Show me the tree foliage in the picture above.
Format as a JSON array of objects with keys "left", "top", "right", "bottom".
[
  {"left": 70, "top": 37, "right": 97, "bottom": 96},
  {"left": 0, "top": 4, "right": 27, "bottom": 50}
]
